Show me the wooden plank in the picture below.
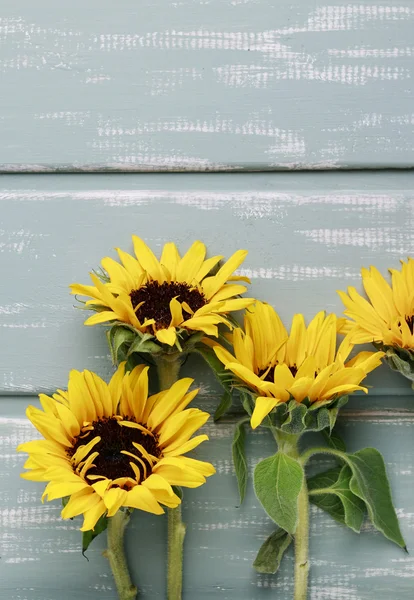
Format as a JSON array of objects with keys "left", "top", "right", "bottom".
[
  {"left": 1, "top": 172, "right": 413, "bottom": 395},
  {"left": 2, "top": 397, "right": 413, "bottom": 599},
  {"left": 1, "top": 2, "right": 414, "bottom": 171}
]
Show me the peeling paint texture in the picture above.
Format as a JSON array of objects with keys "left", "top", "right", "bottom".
[
  {"left": 0, "top": 1, "right": 414, "bottom": 170},
  {"left": 0, "top": 172, "right": 413, "bottom": 394},
  {"left": 2, "top": 398, "right": 414, "bottom": 599}
]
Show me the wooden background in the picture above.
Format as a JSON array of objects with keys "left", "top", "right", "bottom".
[{"left": 1, "top": 2, "right": 414, "bottom": 599}]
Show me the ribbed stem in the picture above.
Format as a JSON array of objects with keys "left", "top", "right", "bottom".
[
  {"left": 104, "top": 511, "right": 137, "bottom": 600},
  {"left": 271, "top": 429, "right": 310, "bottom": 600},
  {"left": 167, "top": 502, "right": 186, "bottom": 600},
  {"left": 294, "top": 481, "right": 310, "bottom": 600},
  {"left": 156, "top": 354, "right": 182, "bottom": 391},
  {"left": 155, "top": 354, "right": 185, "bottom": 600}
]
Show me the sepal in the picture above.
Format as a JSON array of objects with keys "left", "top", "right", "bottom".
[
  {"left": 262, "top": 395, "right": 349, "bottom": 435},
  {"left": 379, "top": 344, "right": 414, "bottom": 385},
  {"left": 106, "top": 322, "right": 208, "bottom": 364}
]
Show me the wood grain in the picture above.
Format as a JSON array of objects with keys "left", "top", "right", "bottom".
[
  {"left": 1, "top": 2, "right": 414, "bottom": 170},
  {"left": 2, "top": 397, "right": 413, "bottom": 599},
  {"left": 0, "top": 172, "right": 413, "bottom": 396}
]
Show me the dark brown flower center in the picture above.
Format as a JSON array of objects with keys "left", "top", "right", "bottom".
[
  {"left": 130, "top": 281, "right": 206, "bottom": 329},
  {"left": 406, "top": 315, "right": 414, "bottom": 335},
  {"left": 258, "top": 364, "right": 298, "bottom": 382},
  {"left": 68, "top": 417, "right": 161, "bottom": 484}
]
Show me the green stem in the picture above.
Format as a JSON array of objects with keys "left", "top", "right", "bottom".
[
  {"left": 155, "top": 354, "right": 186, "bottom": 600},
  {"left": 167, "top": 502, "right": 186, "bottom": 600},
  {"left": 271, "top": 429, "right": 310, "bottom": 600},
  {"left": 105, "top": 511, "right": 137, "bottom": 600},
  {"left": 156, "top": 354, "right": 182, "bottom": 391},
  {"left": 299, "top": 446, "right": 346, "bottom": 467},
  {"left": 294, "top": 481, "right": 310, "bottom": 600}
]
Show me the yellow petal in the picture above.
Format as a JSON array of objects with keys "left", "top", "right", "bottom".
[
  {"left": 148, "top": 377, "right": 194, "bottom": 428},
  {"left": 286, "top": 314, "right": 306, "bottom": 367},
  {"left": 210, "top": 284, "right": 248, "bottom": 302},
  {"left": 173, "top": 456, "right": 216, "bottom": 478},
  {"left": 103, "top": 487, "right": 128, "bottom": 517},
  {"left": 273, "top": 363, "right": 295, "bottom": 390},
  {"left": 202, "top": 250, "right": 248, "bottom": 299},
  {"left": 132, "top": 236, "right": 165, "bottom": 283},
  {"left": 160, "top": 242, "right": 180, "bottom": 280},
  {"left": 213, "top": 345, "right": 238, "bottom": 367},
  {"left": 61, "top": 488, "right": 100, "bottom": 520},
  {"left": 346, "top": 351, "right": 384, "bottom": 374},
  {"left": 165, "top": 434, "right": 209, "bottom": 457},
  {"left": 320, "top": 384, "right": 367, "bottom": 401},
  {"left": 251, "top": 397, "right": 278, "bottom": 429},
  {"left": 152, "top": 458, "right": 206, "bottom": 488},
  {"left": 226, "top": 362, "right": 270, "bottom": 393},
  {"left": 108, "top": 362, "right": 127, "bottom": 412},
  {"left": 195, "top": 255, "right": 223, "bottom": 282},
  {"left": 43, "top": 480, "right": 89, "bottom": 502},
  {"left": 81, "top": 500, "right": 107, "bottom": 532},
  {"left": 155, "top": 327, "right": 177, "bottom": 346},
  {"left": 124, "top": 485, "right": 164, "bottom": 514},
  {"left": 84, "top": 311, "right": 119, "bottom": 326},
  {"left": 116, "top": 247, "right": 145, "bottom": 283},
  {"left": 176, "top": 241, "right": 206, "bottom": 283},
  {"left": 289, "top": 377, "right": 314, "bottom": 403},
  {"left": 169, "top": 298, "right": 184, "bottom": 327},
  {"left": 232, "top": 328, "right": 254, "bottom": 371}
]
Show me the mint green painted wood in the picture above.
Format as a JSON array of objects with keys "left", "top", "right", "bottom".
[
  {"left": 1, "top": 173, "right": 413, "bottom": 598},
  {"left": 1, "top": 2, "right": 414, "bottom": 170},
  {"left": 0, "top": 172, "right": 413, "bottom": 395},
  {"left": 2, "top": 397, "right": 413, "bottom": 599}
]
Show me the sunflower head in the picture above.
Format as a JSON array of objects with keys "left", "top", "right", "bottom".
[
  {"left": 211, "top": 301, "right": 384, "bottom": 430},
  {"left": 70, "top": 237, "right": 253, "bottom": 358},
  {"left": 338, "top": 258, "right": 414, "bottom": 382},
  {"left": 17, "top": 363, "right": 215, "bottom": 532}
]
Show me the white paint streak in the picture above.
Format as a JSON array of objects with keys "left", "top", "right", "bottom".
[
  {"left": 297, "top": 227, "right": 414, "bottom": 253},
  {"left": 239, "top": 266, "right": 359, "bottom": 280}
]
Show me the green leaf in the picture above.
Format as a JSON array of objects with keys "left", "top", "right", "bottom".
[
  {"left": 82, "top": 514, "right": 108, "bottom": 556},
  {"left": 214, "top": 392, "right": 233, "bottom": 422},
  {"left": 253, "top": 529, "right": 292, "bottom": 574},
  {"left": 308, "top": 467, "right": 346, "bottom": 527},
  {"left": 127, "top": 333, "right": 161, "bottom": 356},
  {"left": 321, "top": 428, "right": 346, "bottom": 452},
  {"left": 346, "top": 448, "right": 406, "bottom": 549},
  {"left": 195, "top": 344, "right": 235, "bottom": 392},
  {"left": 108, "top": 327, "right": 135, "bottom": 363},
  {"left": 240, "top": 391, "right": 253, "bottom": 416},
  {"left": 232, "top": 418, "right": 249, "bottom": 504},
  {"left": 181, "top": 331, "right": 205, "bottom": 353},
  {"left": 254, "top": 452, "right": 304, "bottom": 534},
  {"left": 308, "top": 466, "right": 366, "bottom": 533}
]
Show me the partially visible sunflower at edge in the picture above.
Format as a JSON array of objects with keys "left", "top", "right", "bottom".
[
  {"left": 17, "top": 363, "right": 215, "bottom": 531},
  {"left": 338, "top": 258, "right": 414, "bottom": 351},
  {"left": 209, "top": 301, "right": 384, "bottom": 429},
  {"left": 70, "top": 236, "right": 253, "bottom": 347}
]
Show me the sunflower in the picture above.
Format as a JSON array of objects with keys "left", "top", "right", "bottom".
[
  {"left": 338, "top": 258, "right": 414, "bottom": 350},
  {"left": 70, "top": 237, "right": 253, "bottom": 348},
  {"left": 211, "top": 301, "right": 383, "bottom": 429},
  {"left": 17, "top": 363, "right": 215, "bottom": 531}
]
